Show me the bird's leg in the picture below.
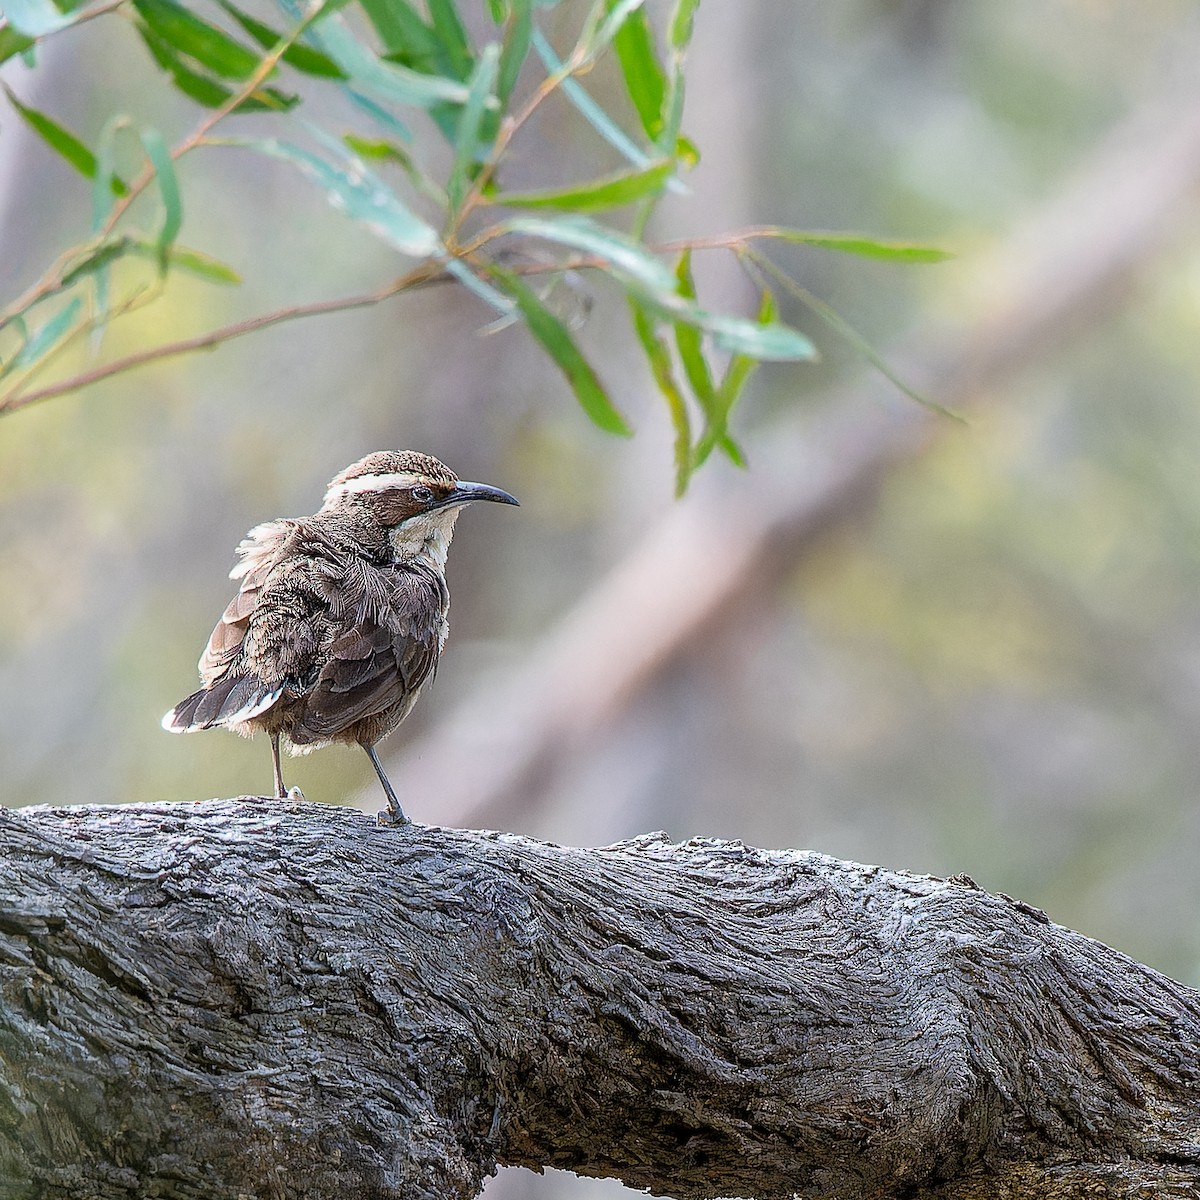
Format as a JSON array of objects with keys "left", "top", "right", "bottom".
[
  {"left": 365, "top": 743, "right": 410, "bottom": 825},
  {"left": 271, "top": 733, "right": 286, "bottom": 799}
]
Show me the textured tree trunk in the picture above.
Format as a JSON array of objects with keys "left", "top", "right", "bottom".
[{"left": 1, "top": 799, "right": 1197, "bottom": 1200}]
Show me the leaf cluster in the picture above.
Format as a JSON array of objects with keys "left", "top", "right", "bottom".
[{"left": 0, "top": 0, "right": 950, "bottom": 488}]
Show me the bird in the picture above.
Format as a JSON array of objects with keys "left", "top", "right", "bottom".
[{"left": 162, "top": 450, "right": 518, "bottom": 823}]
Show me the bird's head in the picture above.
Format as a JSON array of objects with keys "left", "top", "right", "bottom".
[{"left": 321, "top": 451, "right": 518, "bottom": 565}]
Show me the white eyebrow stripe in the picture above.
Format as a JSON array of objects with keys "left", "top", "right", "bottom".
[{"left": 323, "top": 471, "right": 434, "bottom": 504}]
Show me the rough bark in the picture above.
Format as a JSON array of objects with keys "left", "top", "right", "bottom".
[{"left": 1, "top": 800, "right": 1198, "bottom": 1200}]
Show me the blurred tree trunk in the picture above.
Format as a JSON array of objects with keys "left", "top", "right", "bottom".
[{"left": 1, "top": 800, "right": 1197, "bottom": 1200}]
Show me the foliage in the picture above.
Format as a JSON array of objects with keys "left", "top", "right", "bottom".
[{"left": 0, "top": 0, "right": 948, "bottom": 491}]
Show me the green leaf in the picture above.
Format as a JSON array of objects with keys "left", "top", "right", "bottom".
[
  {"left": 671, "top": 248, "right": 714, "bottom": 406},
  {"left": 360, "top": 0, "right": 437, "bottom": 60},
  {"left": 447, "top": 41, "right": 499, "bottom": 216},
  {"left": 630, "top": 298, "right": 691, "bottom": 495},
  {"left": 308, "top": 12, "right": 471, "bottom": 108},
  {"left": 489, "top": 263, "right": 631, "bottom": 437},
  {"left": 140, "top": 126, "right": 182, "bottom": 271},
  {"left": 136, "top": 23, "right": 297, "bottom": 111},
  {"left": 752, "top": 228, "right": 953, "bottom": 263},
  {"left": 494, "top": 0, "right": 531, "bottom": 105},
  {"left": 132, "top": 0, "right": 261, "bottom": 81},
  {"left": 692, "top": 290, "right": 771, "bottom": 469},
  {"left": 496, "top": 160, "right": 673, "bottom": 213},
  {"left": 150, "top": 242, "right": 242, "bottom": 283},
  {"left": 216, "top": 0, "right": 346, "bottom": 78},
  {"left": 59, "top": 239, "right": 133, "bottom": 289},
  {"left": 13, "top": 297, "right": 83, "bottom": 370},
  {"left": 693, "top": 311, "right": 816, "bottom": 361},
  {"left": 234, "top": 134, "right": 442, "bottom": 257},
  {"left": 582, "top": 0, "right": 647, "bottom": 62},
  {"left": 60, "top": 237, "right": 242, "bottom": 286},
  {"left": 3, "top": 86, "right": 128, "bottom": 196},
  {"left": 0, "top": 26, "right": 35, "bottom": 64},
  {"left": 530, "top": 29, "right": 660, "bottom": 175},
  {"left": 2, "top": 0, "right": 71, "bottom": 37},
  {"left": 503, "top": 214, "right": 676, "bottom": 293},
  {"left": 427, "top": 0, "right": 473, "bottom": 80},
  {"left": 612, "top": 6, "right": 665, "bottom": 141},
  {"left": 669, "top": 0, "right": 700, "bottom": 50}
]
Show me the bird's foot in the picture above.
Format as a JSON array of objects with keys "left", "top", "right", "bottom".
[{"left": 375, "top": 804, "right": 412, "bottom": 828}]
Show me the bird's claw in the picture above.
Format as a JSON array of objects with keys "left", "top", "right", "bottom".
[{"left": 375, "top": 805, "right": 412, "bottom": 828}]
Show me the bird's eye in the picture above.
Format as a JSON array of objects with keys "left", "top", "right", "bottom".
[{"left": 411, "top": 485, "right": 435, "bottom": 504}]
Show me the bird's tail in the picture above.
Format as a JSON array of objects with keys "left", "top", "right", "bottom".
[{"left": 161, "top": 675, "right": 283, "bottom": 732}]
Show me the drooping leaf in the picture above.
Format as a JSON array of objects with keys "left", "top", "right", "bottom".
[
  {"left": 234, "top": 135, "right": 442, "bottom": 258},
  {"left": 692, "top": 311, "right": 816, "bottom": 361},
  {"left": 489, "top": 263, "right": 631, "bottom": 436},
  {"left": 139, "top": 126, "right": 182, "bottom": 271},
  {"left": 0, "top": 26, "right": 35, "bottom": 64},
  {"left": 136, "top": 22, "right": 297, "bottom": 111},
  {"left": 358, "top": 0, "right": 435, "bottom": 57},
  {"left": 503, "top": 214, "right": 676, "bottom": 293},
  {"left": 3, "top": 86, "right": 129, "bottom": 196},
  {"left": 612, "top": 6, "right": 665, "bottom": 140},
  {"left": 307, "top": 12, "right": 471, "bottom": 108},
  {"left": 669, "top": 0, "right": 700, "bottom": 50},
  {"left": 154, "top": 243, "right": 241, "bottom": 284},
  {"left": 446, "top": 42, "right": 499, "bottom": 216},
  {"left": 216, "top": 0, "right": 346, "bottom": 78},
  {"left": 58, "top": 237, "right": 242, "bottom": 287},
  {"left": 630, "top": 298, "right": 691, "bottom": 494},
  {"left": 530, "top": 28, "right": 658, "bottom": 174},
  {"left": 427, "top": 0, "right": 473, "bottom": 80},
  {"left": 132, "top": 0, "right": 262, "bottom": 80},
  {"left": 496, "top": 160, "right": 673, "bottom": 213},
  {"left": 691, "top": 289, "right": 773, "bottom": 469},
  {"left": 671, "top": 249, "right": 714, "bottom": 407},
  {"left": 752, "top": 228, "right": 953, "bottom": 263},
  {"left": 13, "top": 297, "right": 83, "bottom": 370},
  {"left": 494, "top": 0, "right": 531, "bottom": 105}
]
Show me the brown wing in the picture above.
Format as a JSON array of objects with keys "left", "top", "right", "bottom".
[
  {"left": 198, "top": 520, "right": 297, "bottom": 684},
  {"left": 292, "top": 569, "right": 446, "bottom": 743}
]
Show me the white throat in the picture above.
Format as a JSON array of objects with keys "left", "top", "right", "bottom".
[{"left": 389, "top": 506, "right": 462, "bottom": 569}]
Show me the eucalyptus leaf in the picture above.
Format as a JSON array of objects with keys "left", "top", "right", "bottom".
[
  {"left": 235, "top": 135, "right": 441, "bottom": 258},
  {"left": 132, "top": 0, "right": 261, "bottom": 81},
  {"left": 307, "top": 12, "right": 471, "bottom": 109},
  {"left": 503, "top": 214, "right": 676, "bottom": 293},
  {"left": 447, "top": 42, "right": 499, "bottom": 216},
  {"left": 427, "top": 0, "right": 472, "bottom": 80},
  {"left": 752, "top": 228, "right": 953, "bottom": 263},
  {"left": 0, "top": 26, "right": 35, "bottom": 64},
  {"left": 216, "top": 0, "right": 346, "bottom": 78},
  {"left": 490, "top": 264, "right": 631, "bottom": 436},
  {"left": 139, "top": 127, "right": 182, "bottom": 271},
  {"left": 496, "top": 160, "right": 673, "bottom": 213},
  {"left": 612, "top": 6, "right": 664, "bottom": 140},
  {"left": 13, "top": 297, "right": 83, "bottom": 369},
  {"left": 3, "top": 86, "right": 128, "bottom": 195},
  {"left": 630, "top": 297, "right": 691, "bottom": 495}
]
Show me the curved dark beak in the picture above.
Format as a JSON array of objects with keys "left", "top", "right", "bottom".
[{"left": 444, "top": 480, "right": 520, "bottom": 509}]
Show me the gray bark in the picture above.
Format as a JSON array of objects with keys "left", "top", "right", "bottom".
[{"left": 0, "top": 800, "right": 1197, "bottom": 1200}]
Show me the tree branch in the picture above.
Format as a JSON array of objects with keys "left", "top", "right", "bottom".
[{"left": 1, "top": 799, "right": 1198, "bottom": 1199}]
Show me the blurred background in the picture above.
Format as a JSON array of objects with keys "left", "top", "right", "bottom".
[{"left": 6, "top": 2, "right": 1200, "bottom": 1195}]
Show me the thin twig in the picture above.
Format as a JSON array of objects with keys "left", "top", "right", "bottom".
[{"left": 0, "top": 265, "right": 440, "bottom": 415}]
